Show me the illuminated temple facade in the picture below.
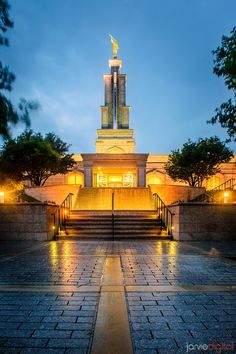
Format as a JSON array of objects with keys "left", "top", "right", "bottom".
[{"left": 46, "top": 50, "right": 236, "bottom": 190}]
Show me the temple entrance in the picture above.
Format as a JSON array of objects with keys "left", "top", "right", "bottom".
[
  {"left": 82, "top": 153, "right": 148, "bottom": 188},
  {"left": 93, "top": 167, "right": 137, "bottom": 187}
]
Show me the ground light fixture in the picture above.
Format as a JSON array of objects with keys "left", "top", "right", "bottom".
[
  {"left": 223, "top": 191, "right": 229, "bottom": 203},
  {"left": 0, "top": 192, "right": 5, "bottom": 203}
]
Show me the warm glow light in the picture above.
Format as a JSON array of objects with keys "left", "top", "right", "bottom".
[
  {"left": 169, "top": 242, "right": 177, "bottom": 256},
  {"left": 0, "top": 192, "right": 4, "bottom": 203},
  {"left": 50, "top": 242, "right": 59, "bottom": 268},
  {"left": 224, "top": 191, "right": 229, "bottom": 203},
  {"left": 109, "top": 176, "right": 122, "bottom": 182},
  {"left": 52, "top": 226, "right": 55, "bottom": 230}
]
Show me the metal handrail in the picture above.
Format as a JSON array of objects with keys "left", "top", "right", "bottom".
[
  {"left": 112, "top": 191, "right": 115, "bottom": 240},
  {"left": 52, "top": 193, "right": 74, "bottom": 237},
  {"left": 153, "top": 193, "right": 174, "bottom": 235},
  {"left": 210, "top": 178, "right": 235, "bottom": 191},
  {"left": 191, "top": 178, "right": 236, "bottom": 202}
]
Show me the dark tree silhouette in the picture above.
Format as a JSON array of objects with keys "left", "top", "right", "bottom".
[
  {"left": 165, "top": 137, "right": 233, "bottom": 187},
  {"left": 0, "top": 130, "right": 75, "bottom": 186},
  {"left": 208, "top": 27, "right": 236, "bottom": 141},
  {"left": 0, "top": 0, "right": 38, "bottom": 139}
]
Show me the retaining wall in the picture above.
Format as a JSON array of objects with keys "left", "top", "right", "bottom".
[
  {"left": 149, "top": 184, "right": 205, "bottom": 204},
  {"left": 0, "top": 203, "right": 58, "bottom": 241},
  {"left": 169, "top": 203, "right": 236, "bottom": 241},
  {"left": 25, "top": 185, "right": 80, "bottom": 208}
]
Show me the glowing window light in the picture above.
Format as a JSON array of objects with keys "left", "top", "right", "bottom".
[{"left": 109, "top": 176, "right": 122, "bottom": 182}]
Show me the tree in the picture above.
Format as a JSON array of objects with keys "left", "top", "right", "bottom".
[
  {"left": 164, "top": 137, "right": 233, "bottom": 187},
  {"left": 0, "top": 0, "right": 38, "bottom": 139},
  {"left": 0, "top": 130, "right": 75, "bottom": 186},
  {"left": 208, "top": 27, "right": 236, "bottom": 141}
]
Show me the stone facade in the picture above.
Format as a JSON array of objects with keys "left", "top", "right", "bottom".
[
  {"left": 0, "top": 203, "right": 58, "bottom": 241},
  {"left": 169, "top": 203, "right": 236, "bottom": 241},
  {"left": 45, "top": 153, "right": 236, "bottom": 191},
  {"left": 81, "top": 153, "right": 148, "bottom": 188},
  {"left": 96, "top": 129, "right": 135, "bottom": 154}
]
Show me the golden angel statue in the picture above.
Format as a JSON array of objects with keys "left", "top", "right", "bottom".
[{"left": 109, "top": 34, "right": 119, "bottom": 58}]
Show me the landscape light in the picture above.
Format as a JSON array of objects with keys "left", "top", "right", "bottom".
[
  {"left": 0, "top": 192, "right": 5, "bottom": 203},
  {"left": 223, "top": 191, "right": 229, "bottom": 203}
]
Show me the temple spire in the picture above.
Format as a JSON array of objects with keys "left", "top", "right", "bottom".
[
  {"left": 95, "top": 38, "right": 135, "bottom": 153},
  {"left": 100, "top": 37, "right": 130, "bottom": 129}
]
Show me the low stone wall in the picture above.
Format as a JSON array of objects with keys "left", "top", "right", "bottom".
[
  {"left": 149, "top": 184, "right": 205, "bottom": 205},
  {"left": 25, "top": 185, "right": 80, "bottom": 208},
  {"left": 0, "top": 203, "right": 58, "bottom": 241},
  {"left": 169, "top": 203, "right": 236, "bottom": 241}
]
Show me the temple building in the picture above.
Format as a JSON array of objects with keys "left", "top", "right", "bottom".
[{"left": 45, "top": 40, "right": 236, "bottom": 191}]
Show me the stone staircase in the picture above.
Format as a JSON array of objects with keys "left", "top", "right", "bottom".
[{"left": 58, "top": 210, "right": 169, "bottom": 239}]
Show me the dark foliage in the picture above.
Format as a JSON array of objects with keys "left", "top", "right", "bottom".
[
  {"left": 208, "top": 27, "right": 236, "bottom": 141},
  {"left": 0, "top": 0, "right": 38, "bottom": 139},
  {"left": 0, "top": 130, "right": 75, "bottom": 186},
  {"left": 165, "top": 137, "right": 233, "bottom": 187}
]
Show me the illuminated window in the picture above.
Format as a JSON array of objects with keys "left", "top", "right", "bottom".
[
  {"left": 68, "top": 174, "right": 83, "bottom": 185},
  {"left": 109, "top": 176, "right": 122, "bottom": 182},
  {"left": 97, "top": 174, "right": 108, "bottom": 187},
  {"left": 123, "top": 174, "right": 133, "bottom": 187}
]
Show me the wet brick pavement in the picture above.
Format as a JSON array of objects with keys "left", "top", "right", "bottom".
[{"left": 0, "top": 240, "right": 235, "bottom": 353}]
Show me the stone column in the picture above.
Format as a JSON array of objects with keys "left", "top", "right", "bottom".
[
  {"left": 84, "top": 167, "right": 93, "bottom": 187},
  {"left": 137, "top": 167, "right": 146, "bottom": 187}
]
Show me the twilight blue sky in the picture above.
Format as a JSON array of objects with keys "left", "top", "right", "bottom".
[{"left": 2, "top": 0, "right": 236, "bottom": 153}]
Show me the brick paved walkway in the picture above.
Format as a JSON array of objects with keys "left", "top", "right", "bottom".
[{"left": 0, "top": 240, "right": 235, "bottom": 353}]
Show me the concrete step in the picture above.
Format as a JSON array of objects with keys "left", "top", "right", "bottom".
[
  {"left": 60, "top": 208, "right": 164, "bottom": 239},
  {"left": 69, "top": 212, "right": 157, "bottom": 216},
  {"left": 65, "top": 230, "right": 113, "bottom": 234},
  {"left": 67, "top": 221, "right": 113, "bottom": 225},
  {"left": 65, "top": 229, "right": 161, "bottom": 235},
  {"left": 57, "top": 234, "right": 171, "bottom": 240},
  {"left": 66, "top": 220, "right": 161, "bottom": 225}
]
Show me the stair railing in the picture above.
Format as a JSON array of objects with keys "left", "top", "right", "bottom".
[
  {"left": 211, "top": 178, "right": 235, "bottom": 191},
  {"left": 191, "top": 178, "right": 235, "bottom": 202},
  {"left": 112, "top": 191, "right": 115, "bottom": 240},
  {"left": 153, "top": 193, "right": 174, "bottom": 235},
  {"left": 52, "top": 193, "right": 74, "bottom": 237}
]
